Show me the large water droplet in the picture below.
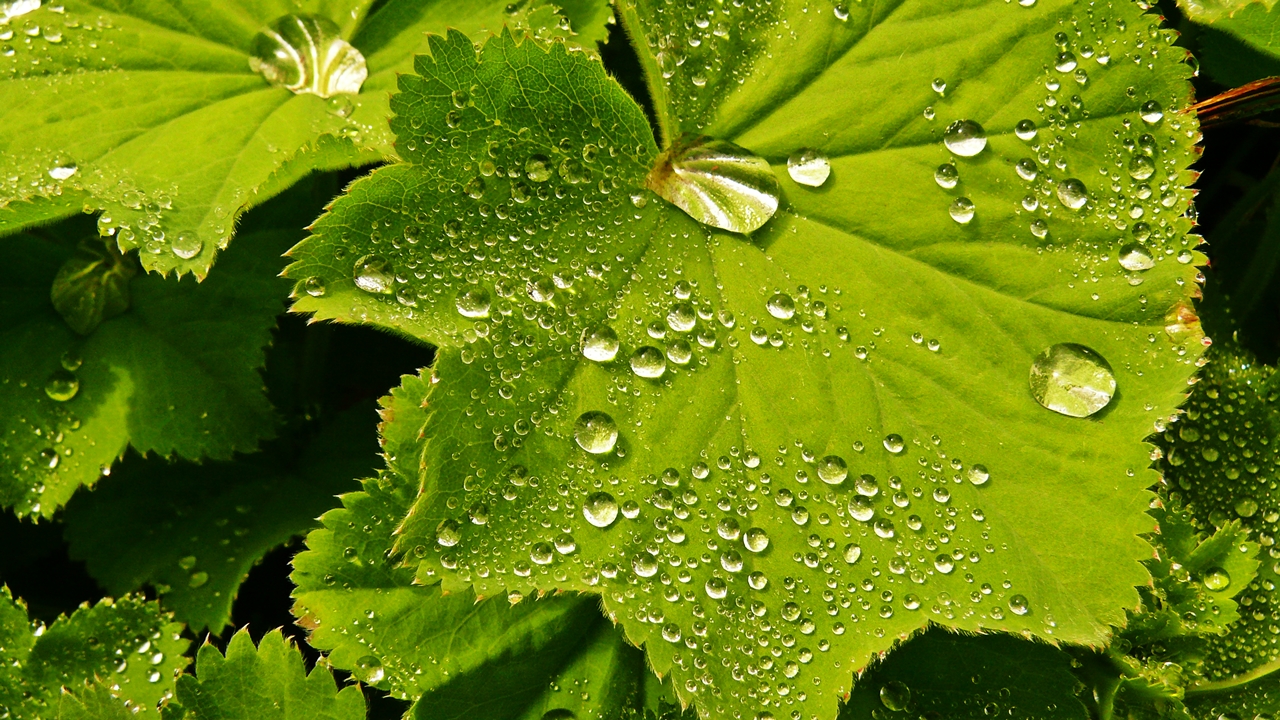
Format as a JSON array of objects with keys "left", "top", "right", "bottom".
[
  {"left": 943, "top": 120, "right": 987, "bottom": 157},
  {"left": 581, "top": 325, "right": 620, "bottom": 362},
  {"left": 44, "top": 369, "right": 79, "bottom": 402},
  {"left": 574, "top": 411, "right": 618, "bottom": 454},
  {"left": 436, "top": 519, "right": 461, "bottom": 547},
  {"left": 1118, "top": 242, "right": 1155, "bottom": 272},
  {"left": 583, "top": 492, "right": 619, "bottom": 528},
  {"left": 48, "top": 163, "right": 77, "bottom": 181},
  {"left": 646, "top": 135, "right": 779, "bottom": 234},
  {"left": 172, "top": 232, "right": 203, "bottom": 260},
  {"left": 766, "top": 293, "right": 795, "bottom": 320},
  {"left": 843, "top": 544, "right": 862, "bottom": 564},
  {"left": 1008, "top": 594, "right": 1030, "bottom": 615},
  {"left": 353, "top": 255, "right": 394, "bottom": 294},
  {"left": 883, "top": 434, "right": 905, "bottom": 454},
  {"left": 934, "top": 163, "right": 958, "bottom": 189},
  {"left": 1029, "top": 343, "right": 1116, "bottom": 418},
  {"left": 816, "top": 455, "right": 847, "bottom": 485},
  {"left": 1140, "top": 100, "right": 1164, "bottom": 125},
  {"left": 2, "top": 0, "right": 40, "bottom": 22},
  {"left": 949, "top": 197, "right": 975, "bottom": 224},
  {"left": 356, "top": 655, "right": 386, "bottom": 684},
  {"left": 1055, "top": 178, "right": 1088, "bottom": 210},
  {"left": 787, "top": 149, "right": 831, "bottom": 187},
  {"left": 249, "top": 15, "right": 367, "bottom": 98},
  {"left": 1014, "top": 119, "right": 1037, "bottom": 141}
]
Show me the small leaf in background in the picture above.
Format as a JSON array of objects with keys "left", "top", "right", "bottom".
[
  {"left": 0, "top": 0, "right": 609, "bottom": 277},
  {"left": 0, "top": 217, "right": 287, "bottom": 517},
  {"left": 50, "top": 237, "right": 138, "bottom": 336},
  {"left": 63, "top": 404, "right": 380, "bottom": 633},
  {"left": 0, "top": 587, "right": 188, "bottom": 720},
  {"left": 170, "top": 629, "right": 364, "bottom": 720}
]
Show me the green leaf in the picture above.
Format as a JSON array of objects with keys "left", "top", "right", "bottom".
[
  {"left": 1157, "top": 337, "right": 1280, "bottom": 684},
  {"left": 0, "top": 587, "right": 189, "bottom": 720},
  {"left": 1177, "top": 0, "right": 1277, "bottom": 25},
  {"left": 840, "top": 629, "right": 1088, "bottom": 720},
  {"left": 50, "top": 237, "right": 139, "bottom": 335},
  {"left": 171, "top": 629, "right": 365, "bottom": 720},
  {"left": 291, "top": 371, "right": 611, "bottom": 700},
  {"left": 0, "top": 0, "right": 589, "bottom": 278},
  {"left": 285, "top": 4, "right": 1202, "bottom": 718},
  {"left": 1193, "top": 11, "right": 1280, "bottom": 87},
  {"left": 63, "top": 404, "right": 379, "bottom": 632},
  {"left": 1146, "top": 507, "right": 1260, "bottom": 637},
  {"left": 0, "top": 219, "right": 286, "bottom": 518}
]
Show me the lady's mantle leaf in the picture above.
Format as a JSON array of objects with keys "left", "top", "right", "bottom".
[
  {"left": 63, "top": 405, "right": 378, "bottom": 632},
  {"left": 285, "top": 3, "right": 1202, "bottom": 717},
  {"left": 0, "top": 0, "right": 599, "bottom": 278},
  {"left": 169, "top": 629, "right": 364, "bottom": 720},
  {"left": 0, "top": 220, "right": 286, "bottom": 518},
  {"left": 0, "top": 587, "right": 188, "bottom": 720}
]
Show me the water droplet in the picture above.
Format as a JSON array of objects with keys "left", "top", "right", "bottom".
[
  {"left": 304, "top": 276, "right": 326, "bottom": 297},
  {"left": 436, "top": 519, "right": 461, "bottom": 547},
  {"left": 525, "top": 154, "right": 552, "bottom": 182},
  {"left": 630, "top": 346, "right": 667, "bottom": 379},
  {"left": 812, "top": 455, "right": 847, "bottom": 485},
  {"left": 356, "top": 655, "right": 385, "bottom": 684},
  {"left": 1014, "top": 119, "right": 1037, "bottom": 141},
  {"left": 744, "top": 527, "right": 770, "bottom": 552},
  {"left": 843, "top": 544, "right": 862, "bottom": 564},
  {"left": 1029, "top": 343, "right": 1116, "bottom": 418},
  {"left": 1140, "top": 100, "right": 1164, "bottom": 124},
  {"left": 1128, "top": 155, "right": 1155, "bottom": 181},
  {"left": 787, "top": 149, "right": 831, "bottom": 187},
  {"left": 178, "top": 555, "right": 197, "bottom": 570},
  {"left": 531, "top": 542, "right": 554, "bottom": 564},
  {"left": 1054, "top": 51, "right": 1078, "bottom": 72},
  {"left": 249, "top": 15, "right": 367, "bottom": 98},
  {"left": 1030, "top": 219, "right": 1049, "bottom": 239},
  {"left": 48, "top": 163, "right": 77, "bottom": 181},
  {"left": 1118, "top": 243, "right": 1154, "bottom": 272},
  {"left": 574, "top": 411, "right": 618, "bottom": 454},
  {"left": 879, "top": 681, "right": 911, "bottom": 711},
  {"left": 1055, "top": 178, "right": 1088, "bottom": 210},
  {"left": 1203, "top": 567, "right": 1231, "bottom": 591},
  {"left": 1236, "top": 497, "right": 1259, "bottom": 518},
  {"left": 705, "top": 576, "right": 728, "bottom": 598},
  {"left": 883, "top": 434, "right": 905, "bottom": 454},
  {"left": 934, "top": 163, "right": 958, "bottom": 189},
  {"left": 646, "top": 136, "right": 779, "bottom": 234},
  {"left": 667, "top": 303, "right": 696, "bottom": 332},
  {"left": 1016, "top": 158, "right": 1038, "bottom": 181},
  {"left": 44, "top": 369, "right": 78, "bottom": 402},
  {"left": 2, "top": 0, "right": 40, "bottom": 22},
  {"left": 455, "top": 287, "right": 492, "bottom": 318},
  {"left": 353, "top": 255, "right": 394, "bottom": 294},
  {"left": 934, "top": 554, "right": 954, "bottom": 573},
  {"left": 949, "top": 197, "right": 975, "bottom": 224},
  {"left": 172, "top": 232, "right": 203, "bottom": 260},
  {"left": 39, "top": 448, "right": 58, "bottom": 470},
  {"left": 848, "top": 497, "right": 874, "bottom": 522},
  {"left": 1008, "top": 594, "right": 1030, "bottom": 615},
  {"left": 855, "top": 474, "right": 879, "bottom": 496},
  {"left": 583, "top": 492, "right": 619, "bottom": 528},
  {"left": 943, "top": 120, "right": 987, "bottom": 157},
  {"left": 968, "top": 464, "right": 990, "bottom": 486},
  {"left": 765, "top": 293, "right": 796, "bottom": 320},
  {"left": 188, "top": 571, "right": 209, "bottom": 588},
  {"left": 931, "top": 77, "right": 947, "bottom": 94}
]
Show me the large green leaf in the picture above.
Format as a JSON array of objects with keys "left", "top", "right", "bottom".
[
  {"left": 0, "top": 587, "right": 189, "bottom": 720},
  {"left": 168, "top": 629, "right": 364, "bottom": 720},
  {"left": 0, "top": 218, "right": 287, "bottom": 518},
  {"left": 0, "top": 0, "right": 605, "bottom": 278},
  {"left": 63, "top": 404, "right": 378, "bottom": 632},
  {"left": 285, "top": 3, "right": 1202, "bottom": 717}
]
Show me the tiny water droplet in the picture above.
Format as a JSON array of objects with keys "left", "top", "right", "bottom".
[
  {"left": 1029, "top": 343, "right": 1116, "bottom": 418},
  {"left": 787, "top": 149, "right": 831, "bottom": 187}
]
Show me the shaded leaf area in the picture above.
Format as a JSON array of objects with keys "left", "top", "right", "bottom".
[
  {"left": 0, "top": 211, "right": 290, "bottom": 519},
  {"left": 840, "top": 629, "right": 1088, "bottom": 720},
  {"left": 0, "top": 586, "right": 188, "bottom": 720},
  {"left": 1177, "top": 0, "right": 1277, "bottom": 25},
  {"left": 0, "top": 0, "right": 607, "bottom": 277},
  {"left": 286, "top": 5, "right": 1201, "bottom": 718},
  {"left": 1187, "top": 3, "right": 1280, "bottom": 87},
  {"left": 293, "top": 371, "right": 692, "bottom": 720},
  {"left": 167, "top": 629, "right": 364, "bottom": 720},
  {"left": 63, "top": 402, "right": 380, "bottom": 633}
]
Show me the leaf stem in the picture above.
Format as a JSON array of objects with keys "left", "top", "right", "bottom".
[
  {"left": 1186, "top": 658, "right": 1280, "bottom": 696},
  {"left": 613, "top": 0, "right": 673, "bottom": 149}
]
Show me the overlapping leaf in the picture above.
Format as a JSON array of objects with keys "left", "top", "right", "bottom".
[
  {"left": 0, "top": 587, "right": 188, "bottom": 720},
  {"left": 284, "top": 0, "right": 1203, "bottom": 715},
  {"left": 63, "top": 404, "right": 379, "bottom": 632},
  {"left": 0, "top": 0, "right": 606, "bottom": 277},
  {"left": 167, "top": 629, "right": 364, "bottom": 720},
  {"left": 0, "top": 212, "right": 291, "bottom": 517}
]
